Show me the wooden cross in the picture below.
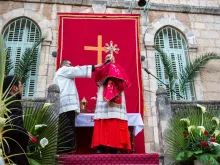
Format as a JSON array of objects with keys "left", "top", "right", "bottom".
[{"left": 84, "top": 35, "right": 105, "bottom": 64}]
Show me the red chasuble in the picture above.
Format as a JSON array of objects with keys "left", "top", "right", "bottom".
[{"left": 94, "top": 62, "right": 131, "bottom": 107}]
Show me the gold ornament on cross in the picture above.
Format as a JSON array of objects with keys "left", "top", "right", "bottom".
[{"left": 104, "top": 41, "right": 120, "bottom": 62}]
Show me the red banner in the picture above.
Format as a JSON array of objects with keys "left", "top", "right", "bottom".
[{"left": 58, "top": 13, "right": 145, "bottom": 153}]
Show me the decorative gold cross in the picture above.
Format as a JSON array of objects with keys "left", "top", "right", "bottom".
[
  {"left": 84, "top": 35, "right": 105, "bottom": 64},
  {"left": 104, "top": 41, "right": 120, "bottom": 58}
]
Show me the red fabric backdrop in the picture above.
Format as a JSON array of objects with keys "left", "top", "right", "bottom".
[{"left": 57, "top": 13, "right": 145, "bottom": 153}]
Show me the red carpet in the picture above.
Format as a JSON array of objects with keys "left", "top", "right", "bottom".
[{"left": 59, "top": 153, "right": 159, "bottom": 165}]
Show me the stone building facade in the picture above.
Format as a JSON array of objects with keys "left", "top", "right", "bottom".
[{"left": 0, "top": 0, "right": 220, "bottom": 153}]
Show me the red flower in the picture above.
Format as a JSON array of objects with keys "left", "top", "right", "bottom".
[
  {"left": 210, "top": 139, "right": 216, "bottom": 142},
  {"left": 184, "top": 133, "right": 189, "bottom": 137},
  {"left": 30, "top": 136, "right": 38, "bottom": 143},
  {"left": 210, "top": 137, "right": 216, "bottom": 142},
  {"left": 201, "top": 141, "right": 207, "bottom": 147},
  {"left": 204, "top": 131, "right": 209, "bottom": 135}
]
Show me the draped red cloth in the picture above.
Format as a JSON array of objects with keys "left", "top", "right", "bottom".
[
  {"left": 94, "top": 62, "right": 131, "bottom": 106},
  {"left": 57, "top": 13, "right": 145, "bottom": 153}
]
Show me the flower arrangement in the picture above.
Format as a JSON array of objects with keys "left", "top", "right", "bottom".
[
  {"left": 176, "top": 104, "right": 220, "bottom": 165},
  {"left": 24, "top": 103, "right": 55, "bottom": 165},
  {"left": 28, "top": 124, "right": 49, "bottom": 158}
]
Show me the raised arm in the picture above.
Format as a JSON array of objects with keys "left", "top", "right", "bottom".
[
  {"left": 60, "top": 64, "right": 103, "bottom": 78},
  {"left": 59, "top": 65, "right": 93, "bottom": 79}
]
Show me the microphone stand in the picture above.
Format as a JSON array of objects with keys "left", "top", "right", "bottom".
[{"left": 143, "top": 68, "right": 184, "bottom": 99}]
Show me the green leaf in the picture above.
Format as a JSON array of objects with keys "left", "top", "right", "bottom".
[
  {"left": 176, "top": 151, "right": 194, "bottom": 161},
  {"left": 194, "top": 150, "right": 203, "bottom": 155},
  {"left": 0, "top": 35, "right": 6, "bottom": 101},
  {"left": 213, "top": 146, "right": 220, "bottom": 157},
  {"left": 195, "top": 154, "right": 219, "bottom": 165},
  {"left": 5, "top": 48, "right": 13, "bottom": 75},
  {"left": 154, "top": 46, "right": 176, "bottom": 99},
  {"left": 179, "top": 53, "right": 220, "bottom": 93},
  {"left": 28, "top": 158, "right": 41, "bottom": 165},
  {"left": 14, "top": 37, "right": 44, "bottom": 84}
]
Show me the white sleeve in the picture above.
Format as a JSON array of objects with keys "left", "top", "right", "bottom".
[{"left": 60, "top": 65, "right": 92, "bottom": 78}]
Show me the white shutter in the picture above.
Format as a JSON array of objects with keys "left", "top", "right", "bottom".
[
  {"left": 154, "top": 26, "right": 193, "bottom": 100},
  {"left": 3, "top": 17, "right": 41, "bottom": 97}
]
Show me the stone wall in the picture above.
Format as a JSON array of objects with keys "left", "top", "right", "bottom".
[
  {"left": 1, "top": 0, "right": 220, "bottom": 153},
  {"left": 2, "top": 0, "right": 220, "bottom": 7},
  {"left": 151, "top": 0, "right": 220, "bottom": 7}
]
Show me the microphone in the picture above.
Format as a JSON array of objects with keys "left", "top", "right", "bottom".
[
  {"left": 143, "top": 68, "right": 150, "bottom": 74},
  {"left": 143, "top": 68, "right": 183, "bottom": 98}
]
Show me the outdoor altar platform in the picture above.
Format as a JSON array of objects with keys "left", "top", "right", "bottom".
[{"left": 58, "top": 113, "right": 160, "bottom": 164}]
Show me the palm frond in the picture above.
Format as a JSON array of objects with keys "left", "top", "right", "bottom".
[
  {"left": 0, "top": 35, "right": 6, "bottom": 100},
  {"left": 14, "top": 37, "right": 44, "bottom": 84},
  {"left": 0, "top": 100, "right": 30, "bottom": 164},
  {"left": 154, "top": 46, "right": 176, "bottom": 98},
  {"left": 164, "top": 119, "right": 186, "bottom": 161},
  {"left": 0, "top": 35, "right": 32, "bottom": 164},
  {"left": 165, "top": 105, "right": 220, "bottom": 163},
  {"left": 4, "top": 48, "right": 13, "bottom": 76},
  {"left": 179, "top": 53, "right": 220, "bottom": 93},
  {"left": 57, "top": 114, "right": 75, "bottom": 154}
]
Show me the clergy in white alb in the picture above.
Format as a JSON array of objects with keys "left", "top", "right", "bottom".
[{"left": 53, "top": 60, "right": 98, "bottom": 154}]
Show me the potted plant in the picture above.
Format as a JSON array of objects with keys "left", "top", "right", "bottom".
[{"left": 165, "top": 104, "right": 220, "bottom": 165}]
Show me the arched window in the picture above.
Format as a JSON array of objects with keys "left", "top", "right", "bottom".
[
  {"left": 154, "top": 26, "right": 194, "bottom": 100},
  {"left": 2, "top": 17, "right": 41, "bottom": 97}
]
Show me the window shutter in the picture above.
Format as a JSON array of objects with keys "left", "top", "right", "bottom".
[
  {"left": 3, "top": 17, "right": 41, "bottom": 97},
  {"left": 154, "top": 26, "right": 193, "bottom": 100}
]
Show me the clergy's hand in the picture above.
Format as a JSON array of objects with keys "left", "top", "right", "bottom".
[
  {"left": 105, "top": 55, "right": 111, "bottom": 63},
  {"left": 95, "top": 64, "right": 103, "bottom": 68}
]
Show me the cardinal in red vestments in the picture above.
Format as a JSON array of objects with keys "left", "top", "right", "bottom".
[{"left": 91, "top": 55, "right": 132, "bottom": 153}]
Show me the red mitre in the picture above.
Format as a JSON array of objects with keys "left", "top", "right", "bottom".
[{"left": 93, "top": 62, "right": 131, "bottom": 107}]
